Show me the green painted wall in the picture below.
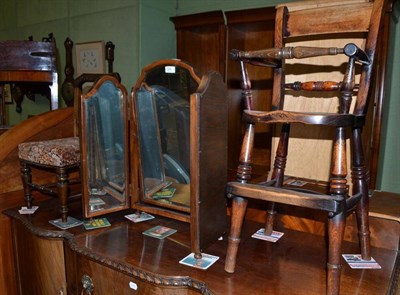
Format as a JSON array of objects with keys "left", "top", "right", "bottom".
[
  {"left": 174, "top": 0, "right": 289, "bottom": 14},
  {"left": 0, "top": 0, "right": 142, "bottom": 124},
  {"left": 139, "top": 0, "right": 176, "bottom": 68},
  {"left": 1, "top": 0, "right": 287, "bottom": 125},
  {"left": 0, "top": 0, "right": 398, "bottom": 193},
  {"left": 376, "top": 2, "right": 400, "bottom": 193}
]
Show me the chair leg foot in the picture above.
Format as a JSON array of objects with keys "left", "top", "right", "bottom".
[
  {"left": 225, "top": 236, "right": 240, "bottom": 273},
  {"left": 358, "top": 230, "right": 371, "bottom": 260},
  {"left": 264, "top": 202, "right": 276, "bottom": 235},
  {"left": 225, "top": 196, "right": 248, "bottom": 273},
  {"left": 20, "top": 162, "right": 33, "bottom": 208},
  {"left": 356, "top": 191, "right": 371, "bottom": 260},
  {"left": 327, "top": 211, "right": 345, "bottom": 295}
]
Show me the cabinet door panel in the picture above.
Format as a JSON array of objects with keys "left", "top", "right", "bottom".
[{"left": 12, "top": 220, "right": 66, "bottom": 295}]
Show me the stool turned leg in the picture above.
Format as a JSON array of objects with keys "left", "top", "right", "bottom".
[
  {"left": 57, "top": 167, "right": 69, "bottom": 223},
  {"left": 225, "top": 196, "right": 248, "bottom": 273},
  {"left": 20, "top": 162, "right": 33, "bottom": 208}
]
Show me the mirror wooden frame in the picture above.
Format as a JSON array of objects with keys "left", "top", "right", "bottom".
[
  {"left": 80, "top": 75, "right": 130, "bottom": 218},
  {"left": 130, "top": 60, "right": 228, "bottom": 255}
]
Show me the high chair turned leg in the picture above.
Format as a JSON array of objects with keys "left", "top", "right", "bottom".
[
  {"left": 226, "top": 122, "right": 254, "bottom": 273},
  {"left": 351, "top": 128, "right": 371, "bottom": 260},
  {"left": 20, "top": 162, "right": 33, "bottom": 208},
  {"left": 225, "top": 196, "right": 248, "bottom": 273},
  {"left": 265, "top": 123, "right": 290, "bottom": 235},
  {"left": 327, "top": 127, "right": 348, "bottom": 295},
  {"left": 57, "top": 167, "right": 69, "bottom": 223},
  {"left": 327, "top": 211, "right": 346, "bottom": 295},
  {"left": 356, "top": 190, "right": 371, "bottom": 260}
]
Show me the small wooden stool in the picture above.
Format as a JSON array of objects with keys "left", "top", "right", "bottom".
[{"left": 18, "top": 137, "right": 80, "bottom": 222}]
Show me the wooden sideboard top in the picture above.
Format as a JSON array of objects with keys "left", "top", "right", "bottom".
[{"left": 4, "top": 197, "right": 397, "bottom": 295}]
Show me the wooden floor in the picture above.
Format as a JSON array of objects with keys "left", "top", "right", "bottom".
[
  {"left": 207, "top": 223, "right": 398, "bottom": 295},
  {"left": 4, "top": 194, "right": 399, "bottom": 295}
]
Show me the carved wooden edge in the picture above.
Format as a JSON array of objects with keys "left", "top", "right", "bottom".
[
  {"left": 3, "top": 209, "right": 74, "bottom": 240},
  {"left": 3, "top": 208, "right": 214, "bottom": 295},
  {"left": 66, "top": 237, "right": 214, "bottom": 295}
]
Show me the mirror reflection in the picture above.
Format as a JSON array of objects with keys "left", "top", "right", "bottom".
[
  {"left": 83, "top": 79, "right": 128, "bottom": 215},
  {"left": 136, "top": 86, "right": 167, "bottom": 197},
  {"left": 134, "top": 63, "right": 199, "bottom": 211}
]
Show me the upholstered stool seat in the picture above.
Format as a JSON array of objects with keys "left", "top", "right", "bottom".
[
  {"left": 18, "top": 137, "right": 80, "bottom": 166},
  {"left": 18, "top": 137, "right": 80, "bottom": 222}
]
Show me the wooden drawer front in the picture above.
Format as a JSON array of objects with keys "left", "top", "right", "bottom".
[{"left": 76, "top": 256, "right": 194, "bottom": 295}]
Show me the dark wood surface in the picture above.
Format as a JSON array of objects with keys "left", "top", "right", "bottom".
[
  {"left": 171, "top": 11, "right": 226, "bottom": 79},
  {"left": 370, "top": 190, "right": 400, "bottom": 222},
  {"left": 0, "top": 191, "right": 52, "bottom": 295},
  {"left": 12, "top": 219, "right": 66, "bottom": 294},
  {"left": 190, "top": 71, "right": 228, "bottom": 254},
  {"left": 4, "top": 196, "right": 397, "bottom": 295}
]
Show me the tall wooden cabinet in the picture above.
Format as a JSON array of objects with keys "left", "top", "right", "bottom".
[
  {"left": 171, "top": 11, "right": 226, "bottom": 79},
  {"left": 171, "top": 7, "right": 276, "bottom": 173}
]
